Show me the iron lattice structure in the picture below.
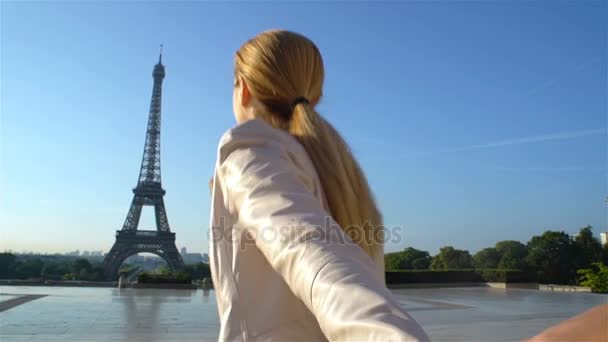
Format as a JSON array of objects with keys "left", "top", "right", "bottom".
[{"left": 103, "top": 50, "right": 184, "bottom": 280}]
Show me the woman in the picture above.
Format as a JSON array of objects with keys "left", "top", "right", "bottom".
[{"left": 209, "top": 30, "right": 429, "bottom": 341}]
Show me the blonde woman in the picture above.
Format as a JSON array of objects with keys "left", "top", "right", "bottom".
[{"left": 209, "top": 30, "right": 429, "bottom": 341}]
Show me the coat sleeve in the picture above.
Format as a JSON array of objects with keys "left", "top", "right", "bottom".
[{"left": 217, "top": 133, "right": 429, "bottom": 342}]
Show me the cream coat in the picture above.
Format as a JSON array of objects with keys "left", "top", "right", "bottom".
[{"left": 209, "top": 119, "right": 429, "bottom": 341}]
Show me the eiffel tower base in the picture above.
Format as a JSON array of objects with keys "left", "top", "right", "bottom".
[{"left": 102, "top": 230, "right": 184, "bottom": 280}]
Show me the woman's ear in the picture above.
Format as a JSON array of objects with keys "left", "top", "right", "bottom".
[{"left": 239, "top": 76, "right": 252, "bottom": 107}]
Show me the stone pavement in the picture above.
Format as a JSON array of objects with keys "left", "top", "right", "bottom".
[{"left": 0, "top": 286, "right": 605, "bottom": 341}]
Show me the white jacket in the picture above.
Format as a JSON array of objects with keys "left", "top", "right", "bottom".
[{"left": 209, "top": 119, "right": 429, "bottom": 341}]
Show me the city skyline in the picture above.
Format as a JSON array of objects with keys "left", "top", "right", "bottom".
[
  {"left": 1, "top": 2, "right": 606, "bottom": 255},
  {"left": 1, "top": 246, "right": 209, "bottom": 263}
]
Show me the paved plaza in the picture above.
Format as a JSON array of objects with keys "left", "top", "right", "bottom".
[{"left": 0, "top": 285, "right": 605, "bottom": 341}]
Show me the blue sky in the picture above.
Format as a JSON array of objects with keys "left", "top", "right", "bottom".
[{"left": 1, "top": 1, "right": 606, "bottom": 256}]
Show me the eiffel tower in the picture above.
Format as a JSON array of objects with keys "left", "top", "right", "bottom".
[{"left": 103, "top": 47, "right": 184, "bottom": 280}]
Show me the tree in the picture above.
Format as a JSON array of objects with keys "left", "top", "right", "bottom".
[
  {"left": 385, "top": 252, "right": 407, "bottom": 271},
  {"left": 602, "top": 245, "right": 608, "bottom": 265},
  {"left": 192, "top": 262, "right": 211, "bottom": 278},
  {"left": 578, "top": 262, "right": 608, "bottom": 293},
  {"left": 15, "top": 258, "right": 44, "bottom": 279},
  {"left": 526, "top": 231, "right": 577, "bottom": 284},
  {"left": 118, "top": 264, "right": 138, "bottom": 276},
  {"left": 72, "top": 258, "right": 92, "bottom": 274},
  {"left": 155, "top": 265, "right": 172, "bottom": 275},
  {"left": 574, "top": 225, "right": 602, "bottom": 269},
  {"left": 0, "top": 253, "right": 17, "bottom": 278},
  {"left": 431, "top": 246, "right": 473, "bottom": 270},
  {"left": 400, "top": 247, "right": 432, "bottom": 270},
  {"left": 39, "top": 262, "right": 70, "bottom": 280},
  {"left": 411, "top": 257, "right": 431, "bottom": 270},
  {"left": 61, "top": 259, "right": 105, "bottom": 281},
  {"left": 473, "top": 248, "right": 500, "bottom": 269},
  {"left": 384, "top": 247, "right": 431, "bottom": 270},
  {"left": 175, "top": 271, "right": 192, "bottom": 283},
  {"left": 89, "top": 266, "right": 105, "bottom": 281},
  {"left": 495, "top": 240, "right": 528, "bottom": 270}
]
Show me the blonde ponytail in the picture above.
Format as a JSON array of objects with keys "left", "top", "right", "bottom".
[{"left": 289, "top": 102, "right": 383, "bottom": 258}]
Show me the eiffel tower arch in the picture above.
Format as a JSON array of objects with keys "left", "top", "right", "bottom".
[
  {"left": 103, "top": 229, "right": 184, "bottom": 280},
  {"left": 103, "top": 48, "right": 184, "bottom": 280}
]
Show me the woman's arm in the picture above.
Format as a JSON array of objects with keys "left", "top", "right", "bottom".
[
  {"left": 525, "top": 304, "right": 607, "bottom": 342},
  {"left": 216, "top": 133, "right": 429, "bottom": 341}
]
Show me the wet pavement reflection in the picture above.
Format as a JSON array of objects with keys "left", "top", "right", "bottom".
[{"left": 0, "top": 286, "right": 605, "bottom": 341}]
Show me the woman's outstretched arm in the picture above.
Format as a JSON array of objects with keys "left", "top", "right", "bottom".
[
  {"left": 525, "top": 304, "right": 607, "bottom": 342},
  {"left": 216, "top": 130, "right": 429, "bottom": 342}
]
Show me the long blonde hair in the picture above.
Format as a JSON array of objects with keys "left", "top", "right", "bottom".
[{"left": 235, "top": 30, "right": 383, "bottom": 260}]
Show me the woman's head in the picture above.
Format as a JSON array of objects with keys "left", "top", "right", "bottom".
[
  {"left": 233, "top": 30, "right": 384, "bottom": 267},
  {"left": 233, "top": 30, "right": 323, "bottom": 126}
]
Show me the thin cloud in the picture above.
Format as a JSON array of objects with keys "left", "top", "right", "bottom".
[
  {"left": 495, "top": 166, "right": 605, "bottom": 172},
  {"left": 525, "top": 57, "right": 601, "bottom": 96},
  {"left": 355, "top": 127, "right": 605, "bottom": 162},
  {"left": 449, "top": 128, "right": 605, "bottom": 152}
]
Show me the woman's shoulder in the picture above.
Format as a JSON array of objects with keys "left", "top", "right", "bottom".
[
  {"left": 215, "top": 119, "right": 322, "bottom": 197},
  {"left": 215, "top": 118, "right": 328, "bottom": 217},
  {"left": 216, "top": 118, "right": 303, "bottom": 164}
]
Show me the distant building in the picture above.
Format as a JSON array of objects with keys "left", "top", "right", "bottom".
[
  {"left": 201, "top": 253, "right": 209, "bottom": 263},
  {"left": 179, "top": 247, "right": 207, "bottom": 264},
  {"left": 185, "top": 253, "right": 204, "bottom": 264},
  {"left": 600, "top": 232, "right": 608, "bottom": 246}
]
